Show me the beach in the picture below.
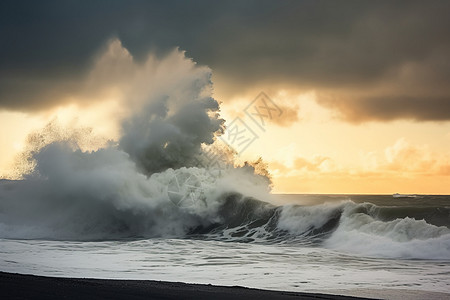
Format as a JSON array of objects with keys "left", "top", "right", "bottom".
[{"left": 0, "top": 272, "right": 369, "bottom": 300}]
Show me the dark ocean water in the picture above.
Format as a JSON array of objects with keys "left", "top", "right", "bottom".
[{"left": 275, "top": 194, "right": 450, "bottom": 228}]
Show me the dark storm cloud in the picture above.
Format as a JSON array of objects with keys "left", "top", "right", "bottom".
[
  {"left": 1, "top": 0, "right": 450, "bottom": 121},
  {"left": 318, "top": 96, "right": 450, "bottom": 123}
]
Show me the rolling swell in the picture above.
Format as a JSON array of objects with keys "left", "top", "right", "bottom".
[
  {"left": 190, "top": 195, "right": 450, "bottom": 259},
  {"left": 1, "top": 174, "right": 450, "bottom": 259},
  {"left": 197, "top": 195, "right": 450, "bottom": 242},
  {"left": 188, "top": 194, "right": 342, "bottom": 244},
  {"left": 372, "top": 206, "right": 450, "bottom": 228}
]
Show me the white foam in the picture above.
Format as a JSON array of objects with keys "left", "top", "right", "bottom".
[
  {"left": 0, "top": 142, "right": 272, "bottom": 240},
  {"left": 324, "top": 203, "right": 450, "bottom": 259}
]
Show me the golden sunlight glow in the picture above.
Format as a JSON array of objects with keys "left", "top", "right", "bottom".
[{"left": 216, "top": 87, "right": 450, "bottom": 194}]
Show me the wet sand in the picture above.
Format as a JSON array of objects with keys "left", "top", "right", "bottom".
[{"left": 0, "top": 271, "right": 373, "bottom": 300}]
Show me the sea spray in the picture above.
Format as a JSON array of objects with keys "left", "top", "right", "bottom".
[{"left": 0, "top": 40, "right": 270, "bottom": 240}]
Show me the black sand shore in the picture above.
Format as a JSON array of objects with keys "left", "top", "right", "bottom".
[{"left": 0, "top": 271, "right": 374, "bottom": 300}]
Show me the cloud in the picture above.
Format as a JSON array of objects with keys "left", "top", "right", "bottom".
[
  {"left": 272, "top": 103, "right": 300, "bottom": 127},
  {"left": 317, "top": 96, "right": 450, "bottom": 123},
  {"left": 384, "top": 138, "right": 450, "bottom": 175},
  {"left": 1, "top": 1, "right": 450, "bottom": 121},
  {"left": 293, "top": 156, "right": 331, "bottom": 172},
  {"left": 316, "top": 46, "right": 450, "bottom": 122},
  {"left": 268, "top": 137, "right": 450, "bottom": 193},
  {"left": 269, "top": 155, "right": 333, "bottom": 177},
  {"left": 269, "top": 138, "right": 450, "bottom": 182}
]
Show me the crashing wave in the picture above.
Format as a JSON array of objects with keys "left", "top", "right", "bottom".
[{"left": 0, "top": 41, "right": 449, "bottom": 261}]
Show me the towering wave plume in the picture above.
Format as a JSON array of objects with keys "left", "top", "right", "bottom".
[
  {"left": 116, "top": 49, "right": 225, "bottom": 174},
  {"left": 0, "top": 39, "right": 271, "bottom": 240}
]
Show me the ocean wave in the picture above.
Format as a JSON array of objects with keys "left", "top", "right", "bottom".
[
  {"left": 322, "top": 202, "right": 450, "bottom": 259},
  {"left": 0, "top": 46, "right": 448, "bottom": 260},
  {"left": 2, "top": 170, "right": 450, "bottom": 260},
  {"left": 202, "top": 198, "right": 450, "bottom": 259}
]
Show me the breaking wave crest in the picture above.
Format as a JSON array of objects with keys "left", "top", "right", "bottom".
[
  {"left": 2, "top": 163, "right": 450, "bottom": 260},
  {"left": 200, "top": 198, "right": 450, "bottom": 260}
]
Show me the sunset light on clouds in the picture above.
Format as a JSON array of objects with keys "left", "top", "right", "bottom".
[{"left": 1, "top": 1, "right": 450, "bottom": 194}]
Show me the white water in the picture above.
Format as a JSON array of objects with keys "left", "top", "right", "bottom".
[{"left": 1, "top": 238, "right": 449, "bottom": 299}]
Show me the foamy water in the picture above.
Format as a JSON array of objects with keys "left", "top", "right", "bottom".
[
  {"left": 1, "top": 236, "right": 449, "bottom": 299},
  {"left": 1, "top": 194, "right": 450, "bottom": 299}
]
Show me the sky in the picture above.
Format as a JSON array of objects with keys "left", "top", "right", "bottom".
[{"left": 1, "top": 0, "right": 450, "bottom": 194}]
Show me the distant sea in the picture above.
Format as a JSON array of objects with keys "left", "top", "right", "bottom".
[{"left": 1, "top": 193, "right": 449, "bottom": 299}]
